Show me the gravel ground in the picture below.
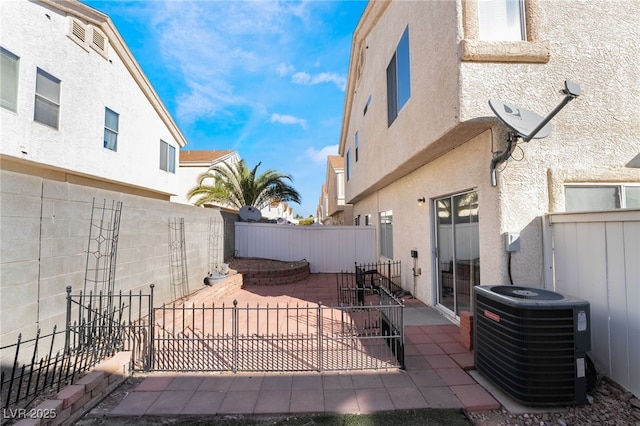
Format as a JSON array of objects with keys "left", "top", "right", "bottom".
[{"left": 469, "top": 376, "right": 640, "bottom": 426}]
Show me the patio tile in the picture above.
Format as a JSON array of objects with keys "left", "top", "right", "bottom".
[
  {"left": 429, "top": 333, "right": 457, "bottom": 343},
  {"left": 379, "top": 370, "right": 415, "bottom": 388},
  {"left": 355, "top": 388, "right": 394, "bottom": 413},
  {"left": 289, "top": 389, "right": 324, "bottom": 413},
  {"left": 322, "top": 372, "right": 354, "bottom": 389},
  {"left": 254, "top": 389, "right": 291, "bottom": 414},
  {"left": 387, "top": 386, "right": 428, "bottom": 410},
  {"left": 134, "top": 376, "right": 173, "bottom": 392},
  {"left": 406, "top": 332, "right": 434, "bottom": 344},
  {"left": 182, "top": 391, "right": 225, "bottom": 414},
  {"left": 450, "top": 384, "right": 500, "bottom": 411},
  {"left": 229, "top": 375, "right": 264, "bottom": 391},
  {"left": 146, "top": 390, "right": 195, "bottom": 415},
  {"left": 218, "top": 390, "right": 259, "bottom": 414},
  {"left": 425, "top": 354, "right": 458, "bottom": 369},
  {"left": 419, "top": 386, "right": 463, "bottom": 408},
  {"left": 291, "top": 373, "right": 323, "bottom": 390},
  {"left": 403, "top": 344, "right": 423, "bottom": 356},
  {"left": 197, "top": 376, "right": 235, "bottom": 391},
  {"left": 350, "top": 372, "right": 384, "bottom": 389},
  {"left": 166, "top": 375, "right": 204, "bottom": 390},
  {"left": 439, "top": 341, "right": 468, "bottom": 354},
  {"left": 451, "top": 352, "right": 475, "bottom": 369},
  {"left": 404, "top": 325, "right": 427, "bottom": 335},
  {"left": 434, "top": 367, "right": 476, "bottom": 386},
  {"left": 415, "top": 343, "right": 446, "bottom": 356},
  {"left": 403, "top": 355, "right": 432, "bottom": 370},
  {"left": 408, "top": 369, "right": 446, "bottom": 387},
  {"left": 323, "top": 388, "right": 359, "bottom": 413},
  {"left": 109, "top": 391, "right": 160, "bottom": 416},
  {"left": 261, "top": 374, "right": 293, "bottom": 391}
]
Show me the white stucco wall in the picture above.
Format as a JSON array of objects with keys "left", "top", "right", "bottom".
[
  {"left": 341, "top": 0, "right": 640, "bottom": 312},
  {"left": 0, "top": 1, "right": 182, "bottom": 195}
]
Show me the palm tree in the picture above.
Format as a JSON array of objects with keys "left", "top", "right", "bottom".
[{"left": 187, "top": 160, "right": 302, "bottom": 209}]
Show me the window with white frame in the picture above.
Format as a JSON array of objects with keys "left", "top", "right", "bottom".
[
  {"left": 346, "top": 148, "right": 352, "bottom": 181},
  {"left": 104, "top": 107, "right": 119, "bottom": 151},
  {"left": 355, "top": 131, "right": 359, "bottom": 162},
  {"left": 565, "top": 184, "right": 640, "bottom": 212},
  {"left": 1, "top": 47, "right": 19, "bottom": 112},
  {"left": 34, "top": 68, "right": 61, "bottom": 129},
  {"left": 379, "top": 211, "right": 393, "bottom": 259},
  {"left": 159, "top": 140, "right": 176, "bottom": 173},
  {"left": 365, "top": 214, "right": 371, "bottom": 226},
  {"left": 461, "top": 0, "right": 548, "bottom": 63},
  {"left": 478, "top": 0, "right": 526, "bottom": 41},
  {"left": 386, "top": 26, "right": 410, "bottom": 126}
]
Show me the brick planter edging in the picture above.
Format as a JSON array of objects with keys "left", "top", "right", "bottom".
[
  {"left": 241, "top": 262, "right": 311, "bottom": 286},
  {"left": 12, "top": 351, "right": 131, "bottom": 426}
]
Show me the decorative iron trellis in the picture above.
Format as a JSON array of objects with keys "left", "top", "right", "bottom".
[
  {"left": 168, "top": 217, "right": 189, "bottom": 300},
  {"left": 83, "top": 198, "right": 122, "bottom": 296}
]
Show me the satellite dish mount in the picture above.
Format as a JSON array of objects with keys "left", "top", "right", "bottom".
[{"left": 488, "top": 80, "right": 580, "bottom": 186}]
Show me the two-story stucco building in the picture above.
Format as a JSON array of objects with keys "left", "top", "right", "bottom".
[
  {"left": 339, "top": 0, "right": 640, "bottom": 320},
  {"left": 0, "top": 0, "right": 223, "bottom": 348},
  {"left": 319, "top": 155, "right": 353, "bottom": 225}
]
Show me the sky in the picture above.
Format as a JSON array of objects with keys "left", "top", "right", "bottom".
[{"left": 84, "top": 0, "right": 368, "bottom": 217}]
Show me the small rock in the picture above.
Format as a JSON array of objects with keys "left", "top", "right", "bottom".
[{"left": 631, "top": 397, "right": 640, "bottom": 409}]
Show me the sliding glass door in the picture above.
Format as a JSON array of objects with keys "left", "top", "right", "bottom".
[{"left": 435, "top": 191, "right": 480, "bottom": 316}]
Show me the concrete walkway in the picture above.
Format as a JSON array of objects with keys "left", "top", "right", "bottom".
[{"left": 105, "top": 274, "right": 499, "bottom": 417}]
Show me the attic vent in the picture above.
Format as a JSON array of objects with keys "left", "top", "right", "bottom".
[
  {"left": 91, "top": 27, "right": 108, "bottom": 58},
  {"left": 72, "top": 19, "right": 86, "bottom": 42},
  {"left": 69, "top": 18, "right": 89, "bottom": 49}
]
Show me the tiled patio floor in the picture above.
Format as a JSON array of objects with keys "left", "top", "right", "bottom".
[{"left": 107, "top": 274, "right": 499, "bottom": 417}]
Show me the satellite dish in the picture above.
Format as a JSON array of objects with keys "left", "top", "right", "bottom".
[
  {"left": 488, "top": 99, "right": 552, "bottom": 140},
  {"left": 239, "top": 206, "right": 262, "bottom": 222}
]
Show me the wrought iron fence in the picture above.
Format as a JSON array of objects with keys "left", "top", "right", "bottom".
[
  {"left": 148, "top": 296, "right": 404, "bottom": 372},
  {"left": 0, "top": 285, "right": 154, "bottom": 412},
  {"left": 356, "top": 260, "right": 406, "bottom": 297}
]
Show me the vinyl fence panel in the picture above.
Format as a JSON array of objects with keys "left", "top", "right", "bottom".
[
  {"left": 548, "top": 209, "right": 640, "bottom": 397},
  {"left": 235, "top": 223, "right": 377, "bottom": 272}
]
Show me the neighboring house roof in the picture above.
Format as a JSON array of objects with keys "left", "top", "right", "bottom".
[
  {"left": 41, "top": 0, "right": 187, "bottom": 148},
  {"left": 180, "top": 150, "right": 236, "bottom": 166},
  {"left": 328, "top": 155, "right": 344, "bottom": 170}
]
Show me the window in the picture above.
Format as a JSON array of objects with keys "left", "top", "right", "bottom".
[
  {"left": 379, "top": 211, "right": 393, "bottom": 259},
  {"left": 346, "top": 149, "right": 352, "bottom": 181},
  {"left": 1, "top": 47, "right": 19, "bottom": 112},
  {"left": 565, "top": 184, "right": 640, "bottom": 212},
  {"left": 355, "top": 132, "right": 359, "bottom": 162},
  {"left": 478, "top": 0, "right": 526, "bottom": 41},
  {"left": 386, "top": 26, "right": 410, "bottom": 126},
  {"left": 355, "top": 215, "right": 361, "bottom": 226},
  {"left": 365, "top": 214, "right": 371, "bottom": 226},
  {"left": 104, "top": 107, "right": 119, "bottom": 151},
  {"left": 461, "top": 0, "right": 548, "bottom": 63},
  {"left": 363, "top": 95, "right": 371, "bottom": 116},
  {"left": 160, "top": 140, "right": 176, "bottom": 173},
  {"left": 34, "top": 68, "right": 61, "bottom": 129}
]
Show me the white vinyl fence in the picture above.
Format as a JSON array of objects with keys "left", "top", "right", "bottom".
[
  {"left": 235, "top": 223, "right": 377, "bottom": 273},
  {"left": 547, "top": 209, "right": 640, "bottom": 397}
]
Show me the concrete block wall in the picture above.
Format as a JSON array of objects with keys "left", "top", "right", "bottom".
[{"left": 0, "top": 169, "right": 228, "bottom": 363}]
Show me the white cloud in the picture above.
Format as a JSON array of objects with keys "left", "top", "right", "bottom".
[
  {"left": 277, "top": 63, "right": 295, "bottom": 77},
  {"left": 270, "top": 113, "right": 307, "bottom": 129},
  {"left": 291, "top": 71, "right": 346, "bottom": 91},
  {"left": 305, "top": 144, "right": 339, "bottom": 164}
]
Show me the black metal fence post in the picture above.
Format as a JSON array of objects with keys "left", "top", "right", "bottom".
[
  {"left": 148, "top": 284, "right": 155, "bottom": 371},
  {"left": 65, "top": 285, "right": 72, "bottom": 354}
]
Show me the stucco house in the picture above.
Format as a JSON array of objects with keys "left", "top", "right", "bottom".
[
  {"left": 319, "top": 155, "right": 353, "bottom": 225},
  {"left": 339, "top": 0, "right": 640, "bottom": 320},
  {"left": 173, "top": 149, "right": 240, "bottom": 205},
  {"left": 0, "top": 0, "right": 220, "bottom": 348}
]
